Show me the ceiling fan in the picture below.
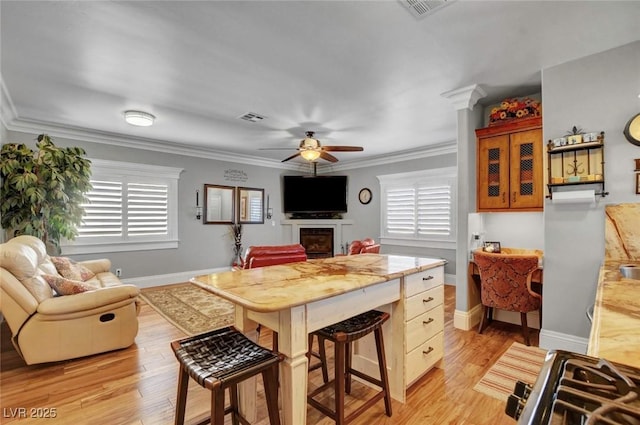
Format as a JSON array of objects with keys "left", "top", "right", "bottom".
[{"left": 262, "top": 131, "right": 364, "bottom": 162}]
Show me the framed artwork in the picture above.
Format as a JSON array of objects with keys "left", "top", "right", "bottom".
[
  {"left": 483, "top": 241, "right": 501, "bottom": 253},
  {"left": 636, "top": 173, "right": 640, "bottom": 195}
]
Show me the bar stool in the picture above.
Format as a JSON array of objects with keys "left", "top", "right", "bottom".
[
  {"left": 171, "top": 326, "right": 282, "bottom": 425},
  {"left": 307, "top": 310, "right": 392, "bottom": 425}
]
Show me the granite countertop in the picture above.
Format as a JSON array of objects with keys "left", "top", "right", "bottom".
[
  {"left": 191, "top": 254, "right": 445, "bottom": 313},
  {"left": 588, "top": 259, "right": 640, "bottom": 369}
]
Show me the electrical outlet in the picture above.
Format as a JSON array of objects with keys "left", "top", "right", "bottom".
[{"left": 115, "top": 268, "right": 122, "bottom": 277}]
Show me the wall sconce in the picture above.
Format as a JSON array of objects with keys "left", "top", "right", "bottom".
[
  {"left": 266, "top": 195, "right": 273, "bottom": 219},
  {"left": 195, "top": 189, "right": 202, "bottom": 220}
]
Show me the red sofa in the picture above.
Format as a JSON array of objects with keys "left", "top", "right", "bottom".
[{"left": 239, "top": 244, "right": 307, "bottom": 269}]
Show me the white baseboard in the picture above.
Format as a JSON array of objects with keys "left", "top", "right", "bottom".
[
  {"left": 453, "top": 303, "right": 482, "bottom": 331},
  {"left": 121, "top": 266, "right": 231, "bottom": 288},
  {"left": 444, "top": 273, "right": 456, "bottom": 285},
  {"left": 539, "top": 329, "right": 588, "bottom": 354}
]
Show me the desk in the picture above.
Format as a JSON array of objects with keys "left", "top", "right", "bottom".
[{"left": 192, "top": 254, "right": 446, "bottom": 425}]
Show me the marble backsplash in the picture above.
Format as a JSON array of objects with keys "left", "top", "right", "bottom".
[{"left": 605, "top": 203, "right": 640, "bottom": 260}]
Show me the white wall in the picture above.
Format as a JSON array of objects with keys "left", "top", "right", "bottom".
[{"left": 541, "top": 40, "right": 640, "bottom": 351}]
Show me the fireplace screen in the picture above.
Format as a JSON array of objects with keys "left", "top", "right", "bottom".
[{"left": 300, "top": 228, "right": 334, "bottom": 259}]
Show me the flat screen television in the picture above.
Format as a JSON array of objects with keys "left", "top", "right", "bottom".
[{"left": 283, "top": 175, "right": 348, "bottom": 214}]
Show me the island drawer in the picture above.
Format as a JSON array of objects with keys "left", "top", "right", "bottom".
[
  {"left": 406, "top": 331, "right": 444, "bottom": 385},
  {"left": 405, "top": 285, "right": 444, "bottom": 321},
  {"left": 405, "top": 304, "right": 444, "bottom": 353},
  {"left": 405, "top": 266, "right": 444, "bottom": 298}
]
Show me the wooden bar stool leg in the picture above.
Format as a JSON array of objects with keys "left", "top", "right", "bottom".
[
  {"left": 318, "top": 335, "right": 329, "bottom": 384},
  {"left": 345, "top": 342, "right": 352, "bottom": 395},
  {"left": 335, "top": 341, "right": 346, "bottom": 425},
  {"left": 374, "top": 327, "right": 392, "bottom": 416},
  {"left": 229, "top": 384, "right": 240, "bottom": 425},
  {"left": 262, "top": 365, "right": 281, "bottom": 425},
  {"left": 212, "top": 387, "right": 225, "bottom": 425},
  {"left": 175, "top": 367, "right": 189, "bottom": 425}
]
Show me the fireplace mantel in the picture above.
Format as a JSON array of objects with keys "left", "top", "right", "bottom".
[{"left": 281, "top": 219, "right": 354, "bottom": 256}]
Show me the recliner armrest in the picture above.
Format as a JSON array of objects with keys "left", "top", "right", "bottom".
[
  {"left": 37, "top": 284, "right": 140, "bottom": 316},
  {"left": 79, "top": 259, "right": 112, "bottom": 274}
]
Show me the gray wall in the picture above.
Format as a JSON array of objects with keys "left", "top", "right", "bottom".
[
  {"left": 336, "top": 152, "right": 458, "bottom": 277},
  {"left": 4, "top": 129, "right": 457, "bottom": 278},
  {"left": 541, "top": 40, "right": 640, "bottom": 346}
]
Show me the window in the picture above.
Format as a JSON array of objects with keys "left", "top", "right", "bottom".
[
  {"left": 61, "top": 159, "right": 183, "bottom": 255},
  {"left": 377, "top": 167, "right": 456, "bottom": 249}
]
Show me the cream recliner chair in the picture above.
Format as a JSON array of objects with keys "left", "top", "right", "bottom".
[{"left": 0, "top": 235, "right": 140, "bottom": 364}]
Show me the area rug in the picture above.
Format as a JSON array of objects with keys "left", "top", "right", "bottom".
[
  {"left": 473, "top": 341, "right": 547, "bottom": 401},
  {"left": 140, "top": 282, "right": 234, "bottom": 336}
]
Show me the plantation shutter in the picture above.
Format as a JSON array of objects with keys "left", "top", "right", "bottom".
[
  {"left": 127, "top": 183, "right": 169, "bottom": 236},
  {"left": 78, "top": 180, "right": 123, "bottom": 237},
  {"left": 417, "top": 184, "right": 451, "bottom": 236},
  {"left": 386, "top": 187, "right": 416, "bottom": 235}
]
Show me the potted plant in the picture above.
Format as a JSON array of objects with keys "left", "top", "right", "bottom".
[{"left": 0, "top": 134, "right": 92, "bottom": 253}]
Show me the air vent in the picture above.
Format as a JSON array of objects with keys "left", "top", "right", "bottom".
[
  {"left": 238, "top": 112, "right": 266, "bottom": 123},
  {"left": 399, "top": 0, "right": 452, "bottom": 18}
]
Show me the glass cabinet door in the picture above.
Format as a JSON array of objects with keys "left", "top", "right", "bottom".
[
  {"left": 477, "top": 135, "right": 510, "bottom": 210},
  {"left": 510, "top": 129, "right": 543, "bottom": 209}
]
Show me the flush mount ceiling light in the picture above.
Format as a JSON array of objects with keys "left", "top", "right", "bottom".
[{"left": 124, "top": 110, "right": 155, "bottom": 127}]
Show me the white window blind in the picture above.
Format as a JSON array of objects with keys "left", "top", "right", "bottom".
[
  {"left": 378, "top": 167, "right": 456, "bottom": 248},
  {"left": 62, "top": 159, "right": 182, "bottom": 255},
  {"left": 417, "top": 184, "right": 451, "bottom": 236},
  {"left": 79, "top": 180, "right": 123, "bottom": 237}
]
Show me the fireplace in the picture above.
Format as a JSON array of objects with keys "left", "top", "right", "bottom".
[{"left": 300, "top": 228, "right": 334, "bottom": 259}]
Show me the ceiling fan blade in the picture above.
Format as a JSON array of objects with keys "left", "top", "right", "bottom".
[
  {"left": 322, "top": 146, "right": 364, "bottom": 152},
  {"left": 281, "top": 152, "right": 302, "bottom": 162},
  {"left": 320, "top": 151, "right": 339, "bottom": 162},
  {"left": 258, "top": 147, "right": 300, "bottom": 150}
]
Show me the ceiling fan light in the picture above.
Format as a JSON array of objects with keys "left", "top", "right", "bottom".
[
  {"left": 124, "top": 110, "right": 155, "bottom": 127},
  {"left": 301, "top": 150, "right": 321, "bottom": 161}
]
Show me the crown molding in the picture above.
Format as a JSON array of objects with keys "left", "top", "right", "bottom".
[
  {"left": 317, "top": 141, "right": 457, "bottom": 172},
  {"left": 441, "top": 84, "right": 487, "bottom": 111},
  {"left": 3, "top": 94, "right": 456, "bottom": 171},
  {"left": 0, "top": 76, "right": 18, "bottom": 130}
]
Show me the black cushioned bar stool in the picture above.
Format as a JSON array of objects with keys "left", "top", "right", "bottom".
[
  {"left": 171, "top": 326, "right": 282, "bottom": 425},
  {"left": 308, "top": 310, "right": 392, "bottom": 425}
]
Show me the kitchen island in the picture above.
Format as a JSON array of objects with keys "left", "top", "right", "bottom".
[
  {"left": 192, "top": 254, "right": 446, "bottom": 425},
  {"left": 588, "top": 259, "right": 640, "bottom": 369}
]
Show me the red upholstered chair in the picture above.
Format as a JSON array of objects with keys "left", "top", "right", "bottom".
[
  {"left": 240, "top": 244, "right": 307, "bottom": 269},
  {"left": 360, "top": 244, "right": 380, "bottom": 254},
  {"left": 473, "top": 249, "right": 542, "bottom": 346},
  {"left": 340, "top": 238, "right": 379, "bottom": 255},
  {"left": 345, "top": 240, "right": 364, "bottom": 255}
]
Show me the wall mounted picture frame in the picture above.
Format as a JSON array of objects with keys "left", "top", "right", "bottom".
[
  {"left": 483, "top": 241, "right": 501, "bottom": 253},
  {"left": 636, "top": 173, "right": 640, "bottom": 195}
]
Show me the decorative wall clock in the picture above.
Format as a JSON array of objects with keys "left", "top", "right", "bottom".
[
  {"left": 624, "top": 113, "right": 640, "bottom": 146},
  {"left": 358, "top": 188, "right": 372, "bottom": 205}
]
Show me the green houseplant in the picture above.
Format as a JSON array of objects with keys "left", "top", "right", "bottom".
[{"left": 1, "top": 134, "right": 92, "bottom": 252}]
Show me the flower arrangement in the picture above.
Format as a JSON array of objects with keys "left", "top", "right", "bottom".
[
  {"left": 229, "top": 223, "right": 243, "bottom": 259},
  {"left": 489, "top": 97, "right": 541, "bottom": 126}
]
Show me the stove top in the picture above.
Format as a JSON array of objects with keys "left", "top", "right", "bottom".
[{"left": 506, "top": 350, "right": 640, "bottom": 425}]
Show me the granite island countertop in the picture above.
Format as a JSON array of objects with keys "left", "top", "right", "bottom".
[
  {"left": 588, "top": 259, "right": 640, "bottom": 369},
  {"left": 192, "top": 254, "right": 446, "bottom": 313}
]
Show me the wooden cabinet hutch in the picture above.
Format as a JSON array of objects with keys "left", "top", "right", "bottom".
[{"left": 476, "top": 117, "right": 543, "bottom": 212}]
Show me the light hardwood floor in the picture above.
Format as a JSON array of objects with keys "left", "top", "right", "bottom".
[{"left": 1, "top": 285, "right": 532, "bottom": 424}]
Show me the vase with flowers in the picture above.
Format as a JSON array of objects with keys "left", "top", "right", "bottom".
[
  {"left": 489, "top": 97, "right": 541, "bottom": 126},
  {"left": 229, "top": 223, "right": 243, "bottom": 266}
]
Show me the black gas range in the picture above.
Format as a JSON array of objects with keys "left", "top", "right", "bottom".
[{"left": 505, "top": 350, "right": 640, "bottom": 424}]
